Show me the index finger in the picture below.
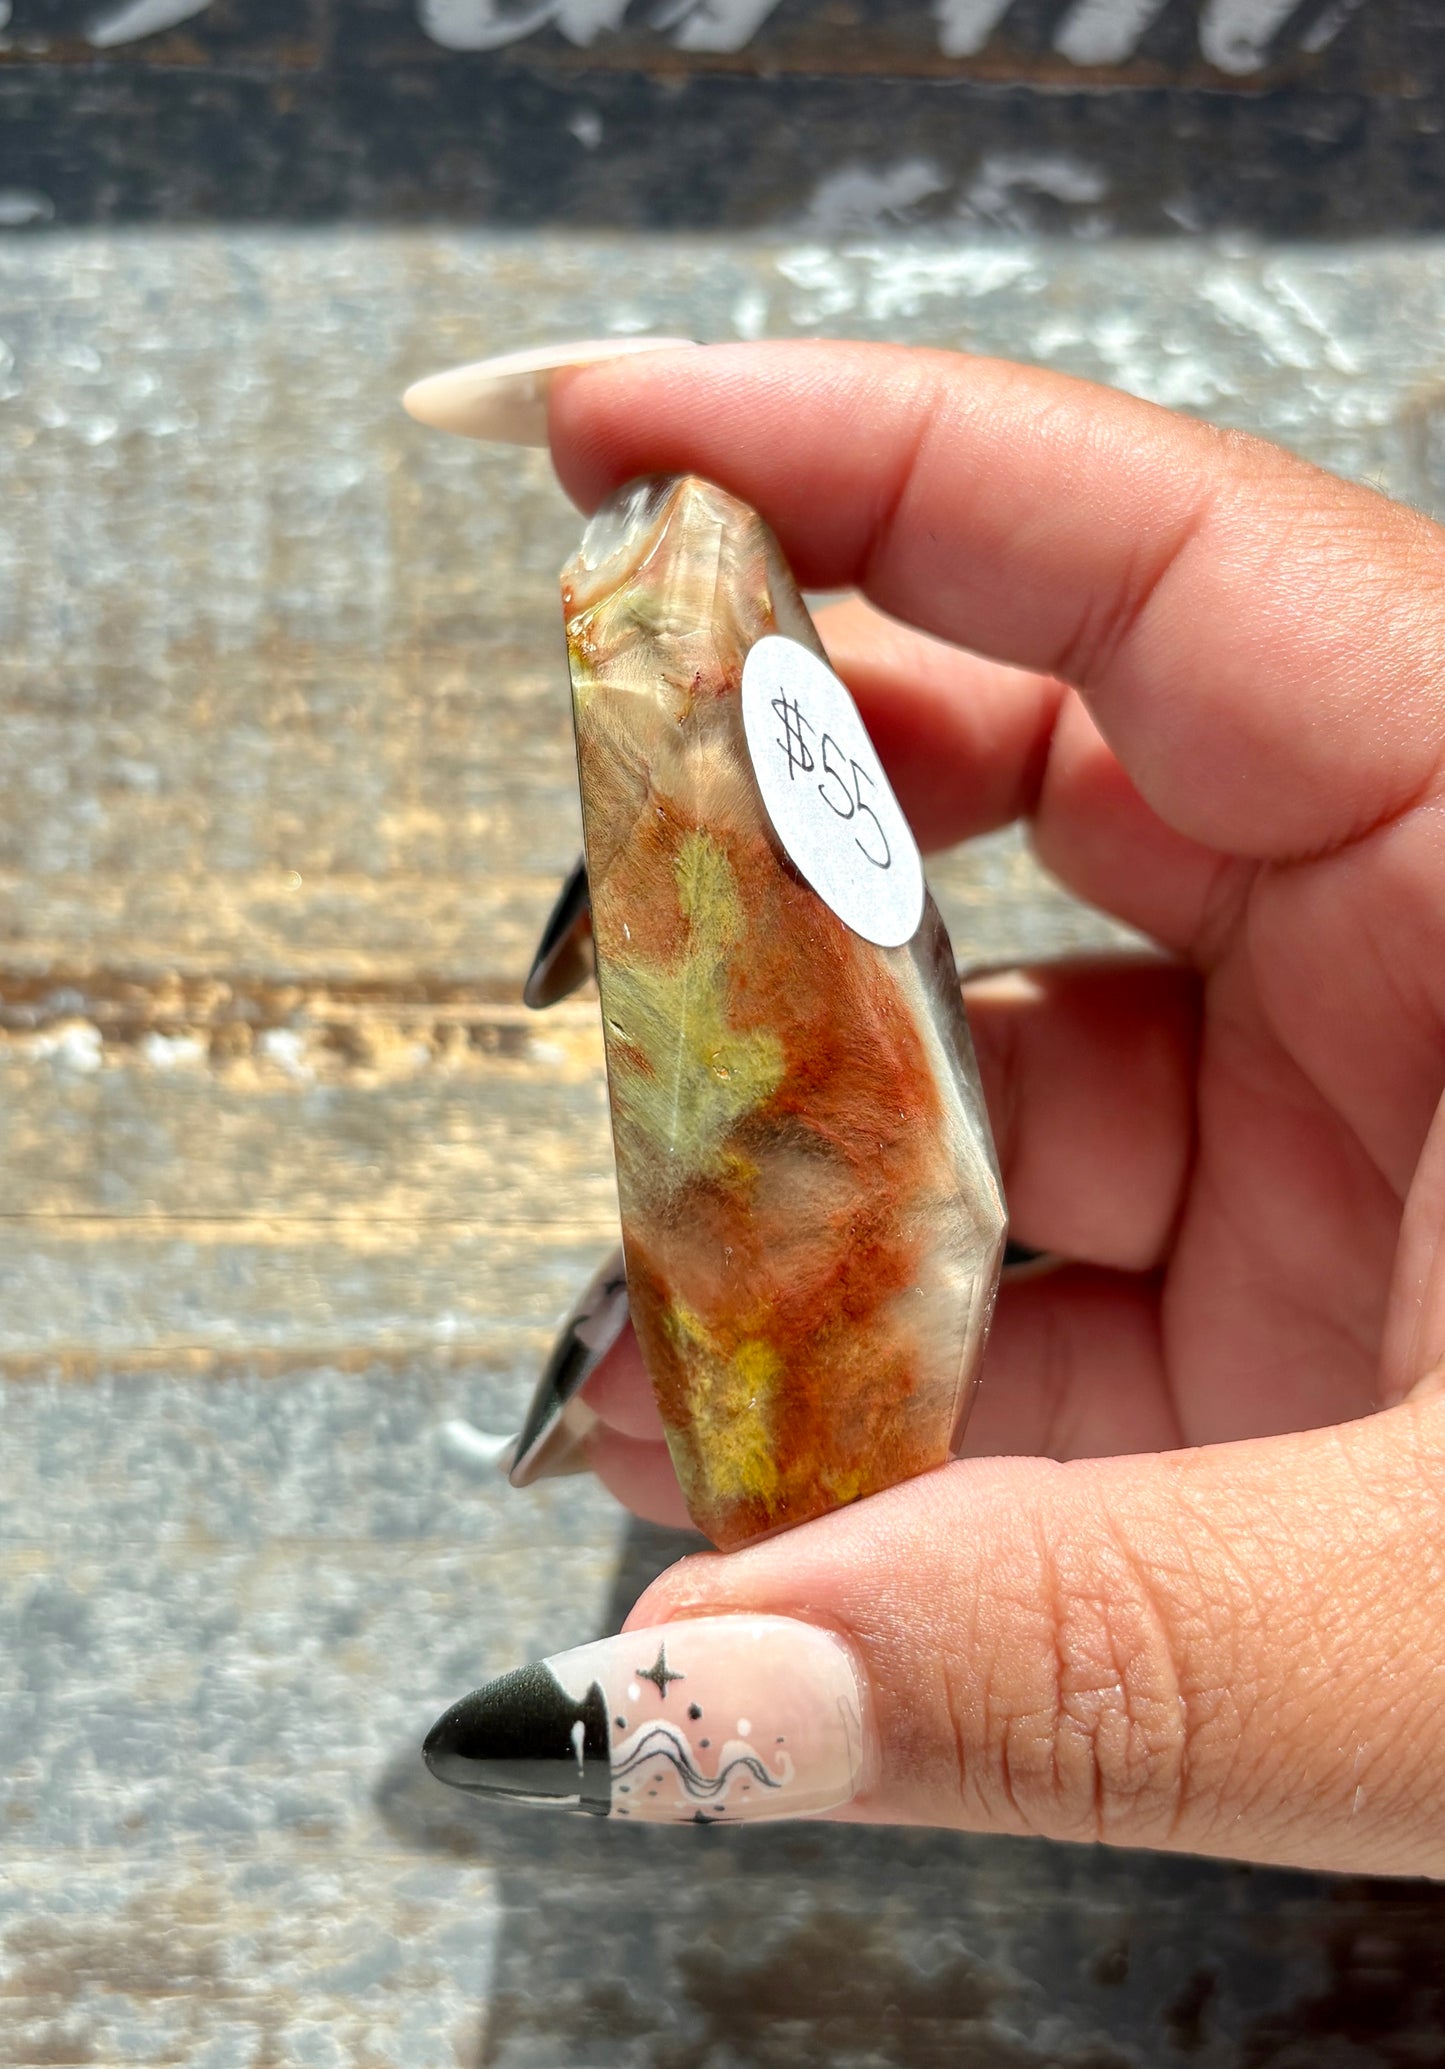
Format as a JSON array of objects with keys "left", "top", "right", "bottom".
[{"left": 550, "top": 342, "right": 1445, "bottom": 861}]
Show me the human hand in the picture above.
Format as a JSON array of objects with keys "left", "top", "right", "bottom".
[{"left": 429, "top": 343, "right": 1445, "bottom": 1873}]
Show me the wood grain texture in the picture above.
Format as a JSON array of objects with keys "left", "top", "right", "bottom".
[
  {"left": 6, "top": 1, "right": 1445, "bottom": 240},
  {"left": 3, "top": 231, "right": 1444, "bottom": 2064}
]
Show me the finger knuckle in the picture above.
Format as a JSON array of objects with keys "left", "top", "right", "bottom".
[{"left": 973, "top": 1489, "right": 1195, "bottom": 1845}]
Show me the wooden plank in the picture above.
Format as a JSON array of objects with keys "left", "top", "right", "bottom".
[
  {"left": 0, "top": 1222, "right": 618, "bottom": 1358},
  {"left": 0, "top": 1018, "right": 614, "bottom": 1224},
  {"left": 0, "top": 0, "right": 326, "bottom": 67},
  {"left": 0, "top": 0, "right": 1421, "bottom": 91},
  {"left": 4, "top": 4, "right": 1445, "bottom": 234},
  {"left": 4, "top": 227, "right": 1445, "bottom": 2067}
]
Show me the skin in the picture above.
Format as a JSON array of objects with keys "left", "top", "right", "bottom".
[{"left": 545, "top": 342, "right": 1445, "bottom": 1878}]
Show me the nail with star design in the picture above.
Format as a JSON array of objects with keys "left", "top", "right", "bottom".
[{"left": 422, "top": 1616, "right": 867, "bottom": 1825}]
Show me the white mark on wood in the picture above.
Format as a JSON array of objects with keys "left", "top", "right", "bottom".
[
  {"left": 804, "top": 159, "right": 949, "bottom": 236},
  {"left": 567, "top": 107, "right": 604, "bottom": 149},
  {"left": 140, "top": 1031, "right": 207, "bottom": 1071},
  {"left": 257, "top": 1027, "right": 313, "bottom": 1081},
  {"left": 1264, "top": 266, "right": 1360, "bottom": 373},
  {"left": 1198, "top": 0, "right": 1299, "bottom": 74},
  {"left": 1053, "top": 0, "right": 1171, "bottom": 64},
  {"left": 651, "top": 0, "right": 783, "bottom": 52},
  {"left": 0, "top": 190, "right": 54, "bottom": 226},
  {"left": 855, "top": 248, "right": 1036, "bottom": 325},
  {"left": 24, "top": 1022, "right": 103, "bottom": 1072},
  {"left": 934, "top": 0, "right": 1014, "bottom": 58},
  {"left": 1300, "top": 0, "right": 1363, "bottom": 52},
  {"left": 731, "top": 285, "right": 768, "bottom": 339},
  {"left": 87, "top": 0, "right": 212, "bottom": 47},
  {"left": 418, "top": 0, "right": 627, "bottom": 50},
  {"left": 963, "top": 151, "right": 1107, "bottom": 226},
  {"left": 1200, "top": 270, "right": 1355, "bottom": 373}
]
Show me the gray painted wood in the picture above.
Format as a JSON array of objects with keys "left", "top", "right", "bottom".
[
  {"left": 6, "top": 1, "right": 1445, "bottom": 235},
  {"left": 2, "top": 231, "right": 1443, "bottom": 2065}
]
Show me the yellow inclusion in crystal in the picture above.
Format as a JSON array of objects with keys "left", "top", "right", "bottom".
[
  {"left": 603, "top": 831, "right": 785, "bottom": 1186},
  {"left": 821, "top": 1465, "right": 866, "bottom": 1506},
  {"left": 673, "top": 827, "right": 742, "bottom": 949},
  {"left": 666, "top": 1303, "right": 781, "bottom": 1503}
]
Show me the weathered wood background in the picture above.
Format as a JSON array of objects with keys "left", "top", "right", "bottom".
[
  {"left": 3, "top": 0, "right": 1445, "bottom": 233},
  {"left": 4, "top": 3, "right": 1445, "bottom": 2062}
]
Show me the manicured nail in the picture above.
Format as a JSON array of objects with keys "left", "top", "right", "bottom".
[
  {"left": 402, "top": 337, "right": 700, "bottom": 446},
  {"left": 522, "top": 853, "right": 594, "bottom": 1011},
  {"left": 506, "top": 1246, "right": 629, "bottom": 1488},
  {"left": 439, "top": 1419, "right": 518, "bottom": 1472},
  {"left": 423, "top": 1615, "right": 866, "bottom": 1824}
]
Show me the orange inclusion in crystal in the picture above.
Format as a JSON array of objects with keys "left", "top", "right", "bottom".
[{"left": 593, "top": 794, "right": 954, "bottom": 1547}]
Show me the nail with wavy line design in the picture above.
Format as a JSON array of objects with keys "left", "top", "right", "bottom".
[{"left": 422, "top": 1616, "right": 865, "bottom": 1825}]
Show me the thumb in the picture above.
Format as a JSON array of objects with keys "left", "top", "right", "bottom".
[{"left": 620, "top": 1388, "right": 1445, "bottom": 1874}]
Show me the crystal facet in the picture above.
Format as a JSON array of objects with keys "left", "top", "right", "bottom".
[{"left": 563, "top": 475, "right": 1006, "bottom": 1550}]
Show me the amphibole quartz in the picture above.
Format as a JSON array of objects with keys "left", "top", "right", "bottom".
[
  {"left": 563, "top": 474, "right": 1006, "bottom": 1549},
  {"left": 423, "top": 1616, "right": 865, "bottom": 1824}
]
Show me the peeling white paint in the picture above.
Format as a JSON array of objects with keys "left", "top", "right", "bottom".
[
  {"left": 87, "top": 0, "right": 212, "bottom": 48},
  {"left": 418, "top": 0, "right": 626, "bottom": 50},
  {"left": 1300, "top": 0, "right": 1364, "bottom": 52},
  {"left": 933, "top": 0, "right": 1014, "bottom": 58},
  {"left": 731, "top": 284, "right": 768, "bottom": 339},
  {"left": 140, "top": 1031, "right": 208, "bottom": 1071},
  {"left": 1053, "top": 0, "right": 1171, "bottom": 64},
  {"left": 23, "top": 1022, "right": 104, "bottom": 1073},
  {"left": 854, "top": 247, "right": 1036, "bottom": 324},
  {"left": 1198, "top": 0, "right": 1299, "bottom": 74},
  {"left": 803, "top": 159, "right": 950, "bottom": 237},
  {"left": 1198, "top": 270, "right": 1359, "bottom": 374},
  {"left": 775, "top": 249, "right": 862, "bottom": 327},
  {"left": 776, "top": 244, "right": 1043, "bottom": 331},
  {"left": 402, "top": 0, "right": 1353, "bottom": 67},
  {"left": 0, "top": 190, "right": 54, "bottom": 227},
  {"left": 256, "top": 1027, "right": 313, "bottom": 1081},
  {"left": 1263, "top": 266, "right": 1361, "bottom": 374},
  {"left": 651, "top": 0, "right": 783, "bottom": 53},
  {"left": 567, "top": 107, "right": 604, "bottom": 149},
  {"left": 964, "top": 151, "right": 1107, "bottom": 227}
]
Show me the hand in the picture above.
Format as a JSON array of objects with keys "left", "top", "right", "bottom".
[{"left": 529, "top": 342, "right": 1445, "bottom": 1875}]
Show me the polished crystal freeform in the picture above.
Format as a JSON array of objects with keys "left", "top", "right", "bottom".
[{"left": 564, "top": 475, "right": 1006, "bottom": 1549}]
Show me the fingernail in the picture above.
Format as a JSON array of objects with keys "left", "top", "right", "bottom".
[
  {"left": 422, "top": 1615, "right": 865, "bottom": 1824},
  {"left": 506, "top": 1246, "right": 629, "bottom": 1488},
  {"left": 402, "top": 337, "right": 700, "bottom": 447},
  {"left": 439, "top": 1419, "right": 518, "bottom": 1473},
  {"left": 522, "top": 853, "right": 594, "bottom": 1011}
]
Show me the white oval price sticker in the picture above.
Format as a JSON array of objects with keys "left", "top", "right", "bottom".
[{"left": 741, "top": 634, "right": 925, "bottom": 950}]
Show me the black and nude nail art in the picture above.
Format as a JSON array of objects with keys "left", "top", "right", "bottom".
[
  {"left": 423, "top": 1615, "right": 865, "bottom": 1825},
  {"left": 504, "top": 1244, "right": 630, "bottom": 1487}
]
